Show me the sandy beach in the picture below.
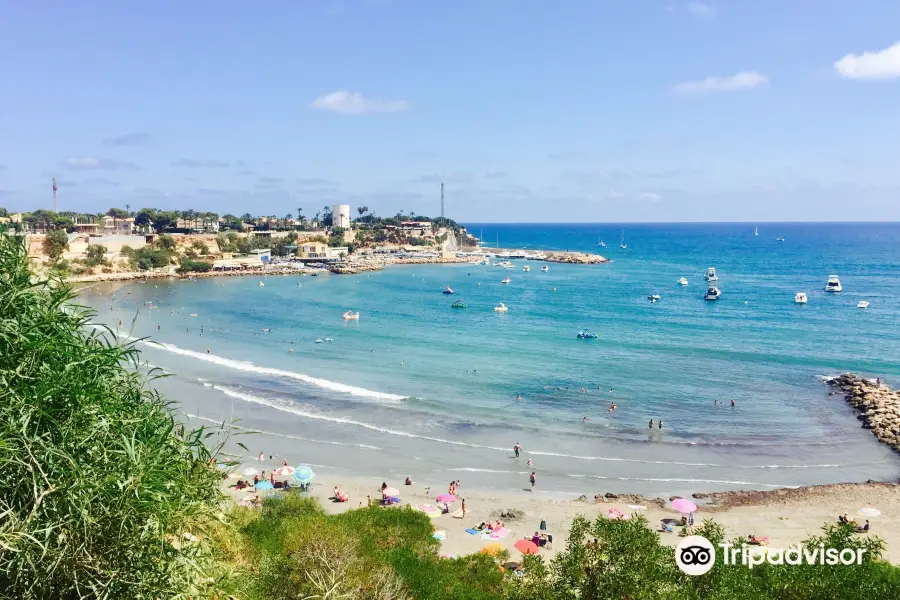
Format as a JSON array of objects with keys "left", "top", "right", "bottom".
[{"left": 224, "top": 469, "right": 900, "bottom": 564}]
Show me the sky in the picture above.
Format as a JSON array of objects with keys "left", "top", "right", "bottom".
[{"left": 1, "top": 0, "right": 899, "bottom": 222}]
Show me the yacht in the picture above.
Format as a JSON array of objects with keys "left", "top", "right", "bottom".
[
  {"left": 541, "top": 265, "right": 549, "bottom": 272},
  {"left": 857, "top": 300, "right": 870, "bottom": 309},
  {"left": 522, "top": 265, "right": 531, "bottom": 272},
  {"left": 678, "top": 277, "right": 688, "bottom": 286},
  {"left": 704, "top": 267, "right": 717, "bottom": 281},
  {"left": 825, "top": 275, "right": 842, "bottom": 293},
  {"left": 648, "top": 294, "right": 661, "bottom": 303},
  {"left": 794, "top": 292, "right": 808, "bottom": 305},
  {"left": 704, "top": 286, "right": 721, "bottom": 301},
  {"left": 494, "top": 302, "right": 509, "bottom": 312},
  {"left": 501, "top": 277, "right": 511, "bottom": 284}
]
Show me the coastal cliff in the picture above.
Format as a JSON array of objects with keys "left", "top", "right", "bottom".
[{"left": 826, "top": 373, "right": 900, "bottom": 453}]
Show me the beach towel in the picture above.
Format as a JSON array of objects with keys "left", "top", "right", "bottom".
[
  {"left": 466, "top": 528, "right": 479, "bottom": 535},
  {"left": 433, "top": 530, "right": 447, "bottom": 541},
  {"left": 491, "top": 527, "right": 510, "bottom": 539},
  {"left": 451, "top": 509, "right": 464, "bottom": 519}
]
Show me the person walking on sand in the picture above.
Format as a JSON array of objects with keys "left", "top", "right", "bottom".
[
  {"left": 529, "top": 472, "right": 536, "bottom": 492},
  {"left": 514, "top": 442, "right": 521, "bottom": 458},
  {"left": 461, "top": 498, "right": 467, "bottom": 518}
]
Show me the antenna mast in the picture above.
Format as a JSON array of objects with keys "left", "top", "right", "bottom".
[
  {"left": 52, "top": 177, "right": 58, "bottom": 212},
  {"left": 440, "top": 182, "right": 445, "bottom": 219}
]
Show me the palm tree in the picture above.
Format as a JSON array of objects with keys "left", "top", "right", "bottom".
[{"left": 125, "top": 204, "right": 131, "bottom": 216}]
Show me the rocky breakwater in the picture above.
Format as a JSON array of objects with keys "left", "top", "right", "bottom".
[
  {"left": 544, "top": 252, "right": 609, "bottom": 265},
  {"left": 329, "top": 261, "right": 385, "bottom": 275},
  {"left": 826, "top": 373, "right": 900, "bottom": 452}
]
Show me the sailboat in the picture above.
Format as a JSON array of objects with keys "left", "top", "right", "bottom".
[
  {"left": 598, "top": 237, "right": 606, "bottom": 248},
  {"left": 754, "top": 226, "right": 759, "bottom": 236},
  {"left": 619, "top": 230, "right": 627, "bottom": 249}
]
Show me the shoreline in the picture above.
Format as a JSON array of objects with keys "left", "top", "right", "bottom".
[{"left": 224, "top": 468, "right": 900, "bottom": 562}]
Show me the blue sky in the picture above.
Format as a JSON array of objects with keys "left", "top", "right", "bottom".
[{"left": 1, "top": 0, "right": 899, "bottom": 222}]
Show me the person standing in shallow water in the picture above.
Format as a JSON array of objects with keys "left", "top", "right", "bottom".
[
  {"left": 648, "top": 419, "right": 654, "bottom": 430},
  {"left": 529, "top": 472, "right": 536, "bottom": 492},
  {"left": 514, "top": 442, "right": 521, "bottom": 458}
]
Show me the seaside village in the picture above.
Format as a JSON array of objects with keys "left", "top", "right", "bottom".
[{"left": 0, "top": 204, "right": 607, "bottom": 281}]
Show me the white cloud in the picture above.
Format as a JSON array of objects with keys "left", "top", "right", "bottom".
[
  {"left": 60, "top": 156, "right": 138, "bottom": 170},
  {"left": 687, "top": 2, "right": 714, "bottom": 18},
  {"left": 311, "top": 91, "right": 412, "bottom": 114},
  {"left": 673, "top": 71, "right": 768, "bottom": 95},
  {"left": 834, "top": 41, "right": 900, "bottom": 80},
  {"left": 637, "top": 192, "right": 662, "bottom": 202}
]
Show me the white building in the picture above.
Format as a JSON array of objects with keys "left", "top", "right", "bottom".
[{"left": 332, "top": 204, "right": 351, "bottom": 229}]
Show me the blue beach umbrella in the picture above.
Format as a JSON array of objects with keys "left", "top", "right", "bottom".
[
  {"left": 255, "top": 481, "right": 274, "bottom": 491},
  {"left": 293, "top": 465, "right": 315, "bottom": 485}
]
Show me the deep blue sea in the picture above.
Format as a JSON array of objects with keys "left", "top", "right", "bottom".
[{"left": 84, "top": 222, "right": 900, "bottom": 497}]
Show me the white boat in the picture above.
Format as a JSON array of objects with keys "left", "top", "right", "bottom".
[
  {"left": 678, "top": 277, "right": 688, "bottom": 286},
  {"left": 598, "top": 237, "right": 606, "bottom": 248},
  {"left": 493, "top": 260, "right": 512, "bottom": 267},
  {"left": 541, "top": 265, "right": 549, "bottom": 272},
  {"left": 342, "top": 310, "right": 360, "bottom": 320},
  {"left": 704, "top": 267, "right": 717, "bottom": 281},
  {"left": 619, "top": 229, "right": 627, "bottom": 249},
  {"left": 754, "top": 226, "right": 759, "bottom": 236},
  {"left": 857, "top": 300, "right": 870, "bottom": 309},
  {"left": 704, "top": 286, "right": 721, "bottom": 301},
  {"left": 825, "top": 275, "right": 842, "bottom": 293},
  {"left": 776, "top": 236, "right": 785, "bottom": 242},
  {"left": 315, "top": 339, "right": 323, "bottom": 344},
  {"left": 795, "top": 292, "right": 808, "bottom": 305},
  {"left": 648, "top": 294, "right": 661, "bottom": 303},
  {"left": 494, "top": 302, "right": 508, "bottom": 312},
  {"left": 522, "top": 265, "right": 531, "bottom": 272},
  {"left": 501, "top": 277, "right": 511, "bottom": 284},
  {"left": 258, "top": 281, "right": 265, "bottom": 287}
]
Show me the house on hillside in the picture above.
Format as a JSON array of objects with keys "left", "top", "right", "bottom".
[{"left": 101, "top": 216, "right": 134, "bottom": 234}]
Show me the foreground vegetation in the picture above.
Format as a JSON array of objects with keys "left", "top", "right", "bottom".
[{"left": 0, "top": 234, "right": 225, "bottom": 598}]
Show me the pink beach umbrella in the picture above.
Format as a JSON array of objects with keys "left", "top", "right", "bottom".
[
  {"left": 672, "top": 498, "right": 697, "bottom": 514},
  {"left": 436, "top": 493, "right": 456, "bottom": 503},
  {"left": 416, "top": 503, "right": 441, "bottom": 517},
  {"left": 382, "top": 487, "right": 400, "bottom": 497},
  {"left": 273, "top": 466, "right": 295, "bottom": 476}
]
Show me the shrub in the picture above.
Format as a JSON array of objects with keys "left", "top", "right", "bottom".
[
  {"left": 0, "top": 234, "right": 225, "bottom": 598},
  {"left": 85, "top": 243, "right": 107, "bottom": 266},
  {"left": 42, "top": 229, "right": 69, "bottom": 260},
  {"left": 178, "top": 259, "right": 213, "bottom": 274}
]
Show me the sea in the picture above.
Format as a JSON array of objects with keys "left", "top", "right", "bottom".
[{"left": 82, "top": 222, "right": 900, "bottom": 498}]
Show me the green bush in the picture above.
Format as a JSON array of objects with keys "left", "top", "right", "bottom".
[
  {"left": 43, "top": 229, "right": 69, "bottom": 260},
  {"left": 178, "top": 259, "right": 213, "bottom": 274},
  {"left": 0, "top": 234, "right": 225, "bottom": 598},
  {"left": 85, "top": 243, "right": 107, "bottom": 266}
]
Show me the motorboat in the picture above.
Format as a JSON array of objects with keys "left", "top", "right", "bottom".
[
  {"left": 494, "top": 302, "right": 509, "bottom": 312},
  {"left": 598, "top": 238, "right": 607, "bottom": 248},
  {"left": 324, "top": 337, "right": 334, "bottom": 342},
  {"left": 451, "top": 300, "right": 467, "bottom": 309},
  {"left": 776, "top": 236, "right": 785, "bottom": 242},
  {"left": 442, "top": 286, "right": 454, "bottom": 295},
  {"left": 825, "top": 275, "right": 842, "bottom": 293},
  {"left": 678, "top": 277, "right": 688, "bottom": 286},
  {"left": 619, "top": 229, "right": 627, "bottom": 249},
  {"left": 704, "top": 267, "right": 717, "bottom": 281},
  {"left": 704, "top": 286, "right": 721, "bottom": 301},
  {"left": 501, "top": 277, "right": 511, "bottom": 284},
  {"left": 541, "top": 265, "right": 549, "bottom": 272},
  {"left": 857, "top": 300, "right": 870, "bottom": 309},
  {"left": 493, "top": 260, "right": 513, "bottom": 267},
  {"left": 342, "top": 311, "right": 360, "bottom": 320},
  {"left": 258, "top": 281, "right": 265, "bottom": 287},
  {"left": 315, "top": 339, "right": 323, "bottom": 344},
  {"left": 648, "top": 294, "right": 661, "bottom": 303},
  {"left": 522, "top": 265, "right": 531, "bottom": 272},
  {"left": 754, "top": 226, "right": 759, "bottom": 236},
  {"left": 795, "top": 292, "right": 808, "bottom": 305},
  {"left": 577, "top": 329, "right": 598, "bottom": 339}
]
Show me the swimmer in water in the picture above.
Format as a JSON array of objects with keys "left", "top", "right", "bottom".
[
  {"left": 515, "top": 395, "right": 522, "bottom": 401},
  {"left": 649, "top": 419, "right": 654, "bottom": 430},
  {"left": 583, "top": 416, "right": 587, "bottom": 423},
  {"left": 526, "top": 458, "right": 533, "bottom": 467},
  {"left": 609, "top": 403, "right": 616, "bottom": 411}
]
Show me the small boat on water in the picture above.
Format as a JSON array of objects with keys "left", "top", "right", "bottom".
[
  {"left": 795, "top": 292, "right": 808, "bottom": 305},
  {"left": 648, "top": 294, "right": 661, "bottom": 303},
  {"left": 704, "top": 286, "right": 721, "bottom": 301},
  {"left": 541, "top": 265, "right": 549, "bottom": 272},
  {"left": 324, "top": 337, "right": 334, "bottom": 342},
  {"left": 501, "top": 277, "right": 511, "bottom": 284},
  {"left": 258, "top": 281, "right": 265, "bottom": 287},
  {"left": 451, "top": 299, "right": 467, "bottom": 309},
  {"left": 494, "top": 302, "right": 509, "bottom": 312},
  {"left": 522, "top": 265, "right": 531, "bottom": 272},
  {"left": 598, "top": 237, "right": 607, "bottom": 248},
  {"left": 754, "top": 226, "right": 759, "bottom": 236},
  {"left": 343, "top": 311, "right": 360, "bottom": 320},
  {"left": 619, "top": 229, "right": 627, "bottom": 249},
  {"left": 825, "top": 275, "right": 843, "bottom": 293},
  {"left": 315, "top": 339, "right": 323, "bottom": 344},
  {"left": 261, "top": 328, "right": 270, "bottom": 332},
  {"left": 776, "top": 236, "right": 785, "bottom": 242},
  {"left": 442, "top": 286, "right": 454, "bottom": 295},
  {"left": 577, "top": 329, "right": 598, "bottom": 339},
  {"left": 857, "top": 300, "right": 870, "bottom": 309},
  {"left": 678, "top": 277, "right": 688, "bottom": 286},
  {"left": 704, "top": 267, "right": 717, "bottom": 281}
]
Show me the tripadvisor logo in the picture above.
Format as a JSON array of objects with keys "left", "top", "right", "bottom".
[{"left": 675, "top": 535, "right": 867, "bottom": 575}]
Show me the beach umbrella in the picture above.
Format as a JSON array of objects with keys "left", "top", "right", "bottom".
[
  {"left": 255, "top": 481, "right": 274, "bottom": 491},
  {"left": 480, "top": 542, "right": 504, "bottom": 556},
  {"left": 416, "top": 503, "right": 441, "bottom": 517},
  {"left": 436, "top": 493, "right": 456, "bottom": 503},
  {"left": 672, "top": 498, "right": 697, "bottom": 514},
  {"left": 292, "top": 465, "right": 315, "bottom": 484},
  {"left": 382, "top": 487, "right": 400, "bottom": 497},
  {"left": 514, "top": 539, "right": 539, "bottom": 555},
  {"left": 860, "top": 507, "right": 881, "bottom": 517},
  {"left": 273, "top": 466, "right": 295, "bottom": 476},
  {"left": 242, "top": 467, "right": 259, "bottom": 477}
]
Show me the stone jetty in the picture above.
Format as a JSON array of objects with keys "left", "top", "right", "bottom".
[
  {"left": 826, "top": 373, "right": 900, "bottom": 452},
  {"left": 544, "top": 252, "right": 609, "bottom": 265}
]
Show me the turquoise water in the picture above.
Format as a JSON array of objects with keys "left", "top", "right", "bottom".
[{"left": 86, "top": 223, "right": 900, "bottom": 497}]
